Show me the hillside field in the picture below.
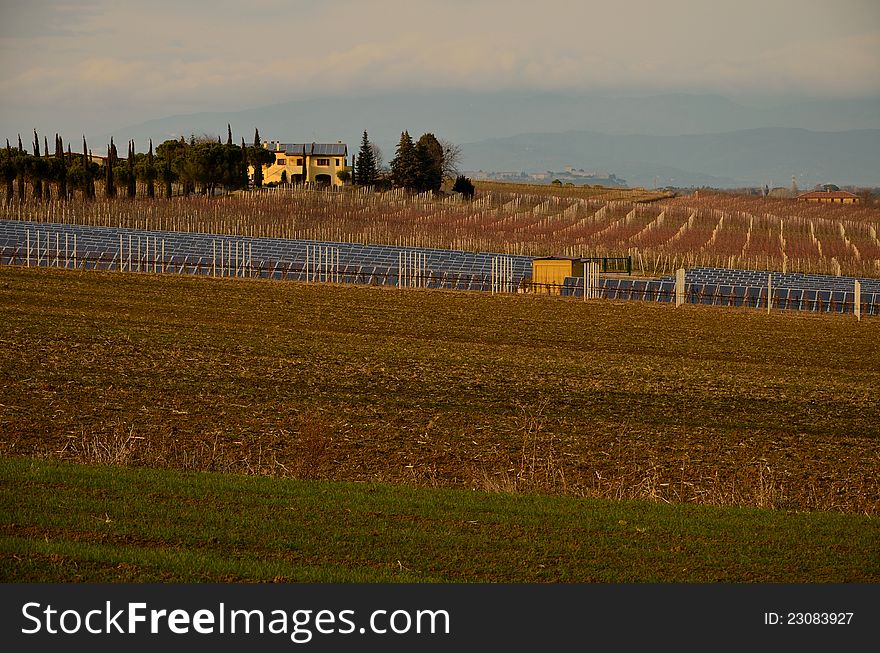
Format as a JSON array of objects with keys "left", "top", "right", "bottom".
[
  {"left": 2, "top": 266, "right": 878, "bottom": 581},
  {"left": 1, "top": 266, "right": 877, "bottom": 513}
]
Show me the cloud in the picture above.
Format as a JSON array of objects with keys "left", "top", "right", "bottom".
[{"left": 1, "top": 0, "right": 878, "bottom": 137}]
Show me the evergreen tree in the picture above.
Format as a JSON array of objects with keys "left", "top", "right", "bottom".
[
  {"left": 127, "top": 140, "right": 136, "bottom": 198},
  {"left": 81, "top": 138, "right": 91, "bottom": 199},
  {"left": 252, "top": 128, "right": 264, "bottom": 188},
  {"left": 17, "top": 135, "right": 25, "bottom": 201},
  {"left": 356, "top": 130, "right": 378, "bottom": 187},
  {"left": 42, "top": 135, "right": 53, "bottom": 203},
  {"left": 32, "top": 130, "right": 43, "bottom": 200},
  {"left": 390, "top": 131, "right": 418, "bottom": 190},
  {"left": 105, "top": 138, "right": 116, "bottom": 198},
  {"left": 452, "top": 175, "right": 475, "bottom": 200},
  {"left": 415, "top": 133, "right": 443, "bottom": 193},
  {"left": 146, "top": 139, "right": 156, "bottom": 199},
  {"left": 227, "top": 124, "right": 233, "bottom": 146},
  {"left": 241, "top": 138, "right": 249, "bottom": 188},
  {"left": 55, "top": 135, "right": 68, "bottom": 200},
  {"left": 2, "top": 140, "right": 15, "bottom": 204}
]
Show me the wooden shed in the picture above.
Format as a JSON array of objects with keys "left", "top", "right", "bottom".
[{"left": 531, "top": 257, "right": 584, "bottom": 294}]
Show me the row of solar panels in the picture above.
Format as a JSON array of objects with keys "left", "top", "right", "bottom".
[
  {"left": 659, "top": 267, "right": 880, "bottom": 294},
  {"left": 0, "top": 246, "right": 510, "bottom": 291},
  {"left": 559, "top": 276, "right": 879, "bottom": 315},
  {"left": 0, "top": 220, "right": 532, "bottom": 280},
  {"left": 3, "top": 220, "right": 878, "bottom": 316}
]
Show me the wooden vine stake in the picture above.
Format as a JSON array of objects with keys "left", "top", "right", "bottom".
[
  {"left": 854, "top": 280, "right": 861, "bottom": 322},
  {"left": 675, "top": 268, "right": 685, "bottom": 307}
]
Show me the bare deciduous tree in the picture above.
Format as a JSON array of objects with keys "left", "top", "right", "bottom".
[{"left": 439, "top": 139, "right": 461, "bottom": 179}]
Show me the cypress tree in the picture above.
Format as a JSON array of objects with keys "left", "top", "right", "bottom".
[
  {"left": 32, "top": 130, "right": 43, "bottom": 200},
  {"left": 301, "top": 144, "right": 306, "bottom": 184},
  {"left": 147, "top": 139, "right": 155, "bottom": 199},
  {"left": 227, "top": 124, "right": 233, "bottom": 146},
  {"left": 3, "top": 140, "right": 13, "bottom": 204},
  {"left": 66, "top": 142, "right": 73, "bottom": 199},
  {"left": 17, "top": 135, "right": 25, "bottom": 201},
  {"left": 43, "top": 135, "right": 52, "bottom": 203},
  {"left": 88, "top": 150, "right": 96, "bottom": 198},
  {"left": 127, "top": 140, "right": 136, "bottom": 198},
  {"left": 356, "top": 131, "right": 378, "bottom": 187},
  {"left": 241, "top": 138, "right": 249, "bottom": 188},
  {"left": 252, "top": 128, "right": 263, "bottom": 188},
  {"left": 81, "top": 138, "right": 89, "bottom": 199},
  {"left": 105, "top": 138, "right": 116, "bottom": 198},
  {"left": 56, "top": 135, "right": 67, "bottom": 200}
]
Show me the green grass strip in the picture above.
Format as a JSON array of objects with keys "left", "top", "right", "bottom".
[{"left": 1, "top": 457, "right": 876, "bottom": 583}]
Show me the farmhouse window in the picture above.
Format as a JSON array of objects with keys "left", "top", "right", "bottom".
[
  {"left": 317, "top": 158, "right": 330, "bottom": 166},
  {"left": 296, "top": 158, "right": 303, "bottom": 165},
  {"left": 277, "top": 158, "right": 286, "bottom": 165},
  {"left": 336, "top": 159, "right": 341, "bottom": 166}
]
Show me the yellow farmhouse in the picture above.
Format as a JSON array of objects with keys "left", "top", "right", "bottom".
[
  {"left": 251, "top": 141, "right": 349, "bottom": 187},
  {"left": 796, "top": 190, "right": 860, "bottom": 204}
]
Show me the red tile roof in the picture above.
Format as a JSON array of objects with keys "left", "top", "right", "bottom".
[{"left": 797, "top": 191, "right": 859, "bottom": 200}]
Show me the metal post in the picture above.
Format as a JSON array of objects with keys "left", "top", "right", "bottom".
[
  {"left": 767, "top": 274, "right": 772, "bottom": 315},
  {"left": 26, "top": 230, "right": 30, "bottom": 267}
]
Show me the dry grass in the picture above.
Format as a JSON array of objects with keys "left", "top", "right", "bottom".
[{"left": 1, "top": 266, "right": 878, "bottom": 513}]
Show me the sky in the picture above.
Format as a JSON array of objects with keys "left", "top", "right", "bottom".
[{"left": 1, "top": 0, "right": 879, "bottom": 139}]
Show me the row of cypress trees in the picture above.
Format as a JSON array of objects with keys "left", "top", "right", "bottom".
[
  {"left": 2, "top": 127, "right": 474, "bottom": 202},
  {"left": 0, "top": 127, "right": 281, "bottom": 204}
]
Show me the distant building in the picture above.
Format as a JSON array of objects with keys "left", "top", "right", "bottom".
[
  {"left": 796, "top": 190, "right": 860, "bottom": 204},
  {"left": 252, "top": 141, "right": 349, "bottom": 187}
]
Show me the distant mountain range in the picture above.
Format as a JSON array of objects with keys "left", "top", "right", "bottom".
[
  {"left": 460, "top": 128, "right": 880, "bottom": 189},
  {"left": 94, "top": 91, "right": 880, "bottom": 189}
]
